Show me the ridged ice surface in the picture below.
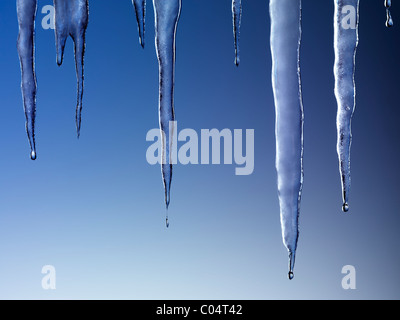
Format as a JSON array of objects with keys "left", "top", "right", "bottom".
[
  {"left": 132, "top": 0, "right": 146, "bottom": 47},
  {"left": 153, "top": 0, "right": 182, "bottom": 215},
  {"left": 270, "top": 0, "right": 304, "bottom": 280},
  {"left": 53, "top": 0, "right": 89, "bottom": 138},
  {"left": 334, "top": 0, "right": 359, "bottom": 213},
  {"left": 17, "top": 0, "right": 38, "bottom": 160},
  {"left": 232, "top": 0, "right": 242, "bottom": 66}
]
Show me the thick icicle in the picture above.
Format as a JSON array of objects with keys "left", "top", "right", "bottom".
[
  {"left": 334, "top": 0, "right": 359, "bottom": 213},
  {"left": 53, "top": 0, "right": 89, "bottom": 138},
  {"left": 270, "top": 0, "right": 304, "bottom": 280},
  {"left": 385, "top": 0, "right": 393, "bottom": 27},
  {"left": 132, "top": 0, "right": 146, "bottom": 48},
  {"left": 17, "top": 0, "right": 38, "bottom": 160},
  {"left": 153, "top": 0, "right": 182, "bottom": 210},
  {"left": 232, "top": 0, "right": 242, "bottom": 66}
]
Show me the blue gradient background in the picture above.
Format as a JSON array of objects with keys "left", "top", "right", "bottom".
[{"left": 0, "top": 0, "right": 399, "bottom": 300}]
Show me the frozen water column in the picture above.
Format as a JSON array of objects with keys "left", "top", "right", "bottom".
[
  {"left": 334, "top": 0, "right": 359, "bottom": 213},
  {"left": 269, "top": 0, "right": 304, "bottom": 280}
]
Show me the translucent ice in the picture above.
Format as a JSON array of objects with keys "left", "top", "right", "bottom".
[
  {"left": 153, "top": 0, "right": 182, "bottom": 209},
  {"left": 232, "top": 0, "right": 242, "bottom": 66},
  {"left": 333, "top": 0, "right": 359, "bottom": 212},
  {"left": 269, "top": 0, "right": 304, "bottom": 279},
  {"left": 132, "top": 0, "right": 146, "bottom": 47},
  {"left": 53, "top": 0, "right": 89, "bottom": 138},
  {"left": 17, "top": 0, "right": 38, "bottom": 160}
]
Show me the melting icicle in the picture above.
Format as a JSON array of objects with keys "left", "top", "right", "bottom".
[
  {"left": 153, "top": 0, "right": 182, "bottom": 209},
  {"left": 132, "top": 0, "right": 146, "bottom": 48},
  {"left": 385, "top": 0, "right": 393, "bottom": 27},
  {"left": 53, "top": 0, "right": 89, "bottom": 138},
  {"left": 17, "top": 0, "right": 38, "bottom": 160},
  {"left": 232, "top": 0, "right": 242, "bottom": 66},
  {"left": 334, "top": 0, "right": 359, "bottom": 213},
  {"left": 269, "top": 0, "right": 304, "bottom": 280}
]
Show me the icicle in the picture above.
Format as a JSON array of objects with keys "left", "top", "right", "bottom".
[
  {"left": 269, "top": 0, "right": 304, "bottom": 280},
  {"left": 17, "top": 0, "right": 38, "bottom": 160},
  {"left": 153, "top": 0, "right": 182, "bottom": 210},
  {"left": 53, "top": 0, "right": 89, "bottom": 138},
  {"left": 385, "top": 0, "right": 393, "bottom": 27},
  {"left": 132, "top": 0, "right": 146, "bottom": 48},
  {"left": 232, "top": 0, "right": 242, "bottom": 66},
  {"left": 334, "top": 0, "right": 359, "bottom": 213}
]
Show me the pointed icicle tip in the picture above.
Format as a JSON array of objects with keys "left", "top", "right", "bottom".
[{"left": 288, "top": 251, "right": 296, "bottom": 280}]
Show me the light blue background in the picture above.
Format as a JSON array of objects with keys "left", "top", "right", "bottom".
[{"left": 0, "top": 0, "right": 399, "bottom": 299}]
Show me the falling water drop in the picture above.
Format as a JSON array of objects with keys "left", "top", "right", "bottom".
[{"left": 342, "top": 202, "right": 349, "bottom": 212}]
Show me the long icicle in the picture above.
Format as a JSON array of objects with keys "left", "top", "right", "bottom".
[
  {"left": 17, "top": 0, "right": 38, "bottom": 160},
  {"left": 270, "top": 0, "right": 304, "bottom": 280},
  {"left": 232, "top": 0, "right": 242, "bottom": 66},
  {"left": 53, "top": 0, "right": 89, "bottom": 138},
  {"left": 153, "top": 0, "right": 182, "bottom": 220},
  {"left": 334, "top": 0, "right": 359, "bottom": 213},
  {"left": 132, "top": 0, "right": 146, "bottom": 48}
]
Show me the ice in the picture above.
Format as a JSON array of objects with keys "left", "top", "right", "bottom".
[
  {"left": 269, "top": 0, "right": 304, "bottom": 279},
  {"left": 53, "top": 0, "right": 89, "bottom": 138},
  {"left": 153, "top": 0, "right": 182, "bottom": 210},
  {"left": 17, "top": 0, "right": 38, "bottom": 160},
  {"left": 333, "top": 0, "right": 359, "bottom": 213}
]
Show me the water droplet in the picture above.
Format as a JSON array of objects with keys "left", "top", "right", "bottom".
[
  {"left": 385, "top": 0, "right": 392, "bottom": 9},
  {"left": 30, "top": 150, "right": 36, "bottom": 160},
  {"left": 166, "top": 217, "right": 169, "bottom": 228},
  {"left": 342, "top": 202, "right": 349, "bottom": 212},
  {"left": 288, "top": 271, "right": 294, "bottom": 280},
  {"left": 386, "top": 17, "right": 394, "bottom": 28}
]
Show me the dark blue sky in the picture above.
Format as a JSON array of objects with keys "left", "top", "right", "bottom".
[{"left": 0, "top": 0, "right": 399, "bottom": 299}]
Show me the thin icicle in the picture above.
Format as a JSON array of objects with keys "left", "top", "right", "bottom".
[
  {"left": 232, "top": 0, "right": 242, "bottom": 66},
  {"left": 153, "top": 0, "right": 182, "bottom": 211},
  {"left": 270, "top": 0, "right": 304, "bottom": 280},
  {"left": 334, "top": 0, "right": 359, "bottom": 213},
  {"left": 53, "top": 0, "right": 89, "bottom": 138},
  {"left": 132, "top": 0, "right": 146, "bottom": 48},
  {"left": 385, "top": 0, "right": 393, "bottom": 27},
  {"left": 17, "top": 0, "right": 38, "bottom": 160}
]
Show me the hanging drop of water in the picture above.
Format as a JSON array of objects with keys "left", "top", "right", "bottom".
[{"left": 342, "top": 202, "right": 349, "bottom": 213}]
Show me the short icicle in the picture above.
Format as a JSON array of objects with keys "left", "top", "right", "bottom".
[
  {"left": 232, "top": 0, "right": 242, "bottom": 66},
  {"left": 132, "top": 0, "right": 146, "bottom": 48}
]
